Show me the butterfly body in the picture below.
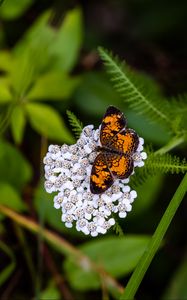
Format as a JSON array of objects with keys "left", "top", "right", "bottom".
[{"left": 90, "top": 106, "right": 139, "bottom": 194}]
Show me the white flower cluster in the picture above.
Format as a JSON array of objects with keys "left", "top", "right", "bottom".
[{"left": 43, "top": 125, "right": 147, "bottom": 237}]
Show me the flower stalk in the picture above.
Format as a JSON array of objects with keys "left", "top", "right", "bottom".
[{"left": 120, "top": 172, "right": 187, "bottom": 300}]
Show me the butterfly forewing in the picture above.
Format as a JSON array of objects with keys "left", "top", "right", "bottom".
[
  {"left": 100, "top": 106, "right": 127, "bottom": 147},
  {"left": 109, "top": 128, "right": 139, "bottom": 154}
]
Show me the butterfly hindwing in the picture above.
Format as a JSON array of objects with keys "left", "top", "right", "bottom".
[
  {"left": 100, "top": 106, "right": 127, "bottom": 146},
  {"left": 90, "top": 153, "right": 114, "bottom": 194},
  {"left": 105, "top": 153, "right": 134, "bottom": 179}
]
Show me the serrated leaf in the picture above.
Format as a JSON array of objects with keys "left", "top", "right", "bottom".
[
  {"left": 25, "top": 102, "right": 74, "bottom": 143},
  {"left": 10, "top": 105, "right": 26, "bottom": 144},
  {"left": 0, "top": 139, "right": 32, "bottom": 191},
  {"left": 98, "top": 47, "right": 173, "bottom": 132},
  {"left": 66, "top": 110, "right": 83, "bottom": 138},
  {"left": 0, "top": 182, "right": 26, "bottom": 211},
  {"left": 51, "top": 8, "right": 83, "bottom": 72},
  {"left": 0, "top": 0, "right": 32, "bottom": 20},
  {"left": 27, "top": 72, "right": 80, "bottom": 101},
  {"left": 64, "top": 235, "right": 150, "bottom": 291},
  {"left": 145, "top": 152, "right": 187, "bottom": 175}
]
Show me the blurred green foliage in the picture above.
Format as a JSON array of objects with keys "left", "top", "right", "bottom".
[
  {"left": 0, "top": 7, "right": 82, "bottom": 144},
  {"left": 64, "top": 235, "right": 150, "bottom": 291},
  {"left": 0, "top": 1, "right": 187, "bottom": 300}
]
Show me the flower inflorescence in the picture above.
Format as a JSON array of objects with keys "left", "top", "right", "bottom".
[{"left": 44, "top": 125, "right": 147, "bottom": 236}]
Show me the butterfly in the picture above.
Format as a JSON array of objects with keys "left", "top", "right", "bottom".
[{"left": 90, "top": 106, "right": 139, "bottom": 194}]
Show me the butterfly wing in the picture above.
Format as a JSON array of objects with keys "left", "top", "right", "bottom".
[
  {"left": 90, "top": 106, "right": 139, "bottom": 194},
  {"left": 105, "top": 153, "right": 133, "bottom": 179},
  {"left": 90, "top": 153, "right": 114, "bottom": 194},
  {"left": 100, "top": 106, "right": 127, "bottom": 146},
  {"left": 109, "top": 128, "right": 139, "bottom": 154}
]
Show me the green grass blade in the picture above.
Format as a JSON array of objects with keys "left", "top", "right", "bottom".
[{"left": 120, "top": 172, "right": 187, "bottom": 300}]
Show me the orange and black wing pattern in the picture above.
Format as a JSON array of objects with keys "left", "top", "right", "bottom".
[
  {"left": 109, "top": 129, "right": 139, "bottom": 154},
  {"left": 90, "top": 153, "right": 114, "bottom": 194},
  {"left": 105, "top": 153, "right": 133, "bottom": 179},
  {"left": 100, "top": 106, "right": 127, "bottom": 146},
  {"left": 90, "top": 106, "right": 139, "bottom": 194}
]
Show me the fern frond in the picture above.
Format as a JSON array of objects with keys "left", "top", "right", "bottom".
[
  {"left": 98, "top": 47, "right": 173, "bottom": 131},
  {"left": 170, "top": 94, "right": 187, "bottom": 114},
  {"left": 131, "top": 151, "right": 187, "bottom": 187},
  {"left": 113, "top": 220, "right": 124, "bottom": 236},
  {"left": 66, "top": 110, "right": 83, "bottom": 139},
  {"left": 168, "top": 94, "right": 187, "bottom": 134},
  {"left": 145, "top": 152, "right": 187, "bottom": 174}
]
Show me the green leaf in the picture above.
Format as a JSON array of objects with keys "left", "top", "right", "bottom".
[
  {"left": 162, "top": 253, "right": 187, "bottom": 300},
  {"left": 0, "top": 240, "right": 16, "bottom": 286},
  {"left": 27, "top": 72, "right": 80, "bottom": 101},
  {"left": 51, "top": 8, "right": 83, "bottom": 72},
  {"left": 0, "top": 0, "right": 32, "bottom": 20},
  {"left": 64, "top": 235, "right": 150, "bottom": 291},
  {"left": 26, "top": 103, "right": 74, "bottom": 143},
  {"left": 0, "top": 139, "right": 32, "bottom": 191},
  {"left": 0, "top": 51, "right": 14, "bottom": 72},
  {"left": 40, "top": 280, "right": 60, "bottom": 300},
  {"left": 11, "top": 14, "right": 56, "bottom": 99},
  {"left": 14, "top": 8, "right": 83, "bottom": 74},
  {"left": 10, "top": 50, "right": 36, "bottom": 99},
  {"left": 10, "top": 105, "right": 26, "bottom": 144},
  {"left": 0, "top": 182, "right": 26, "bottom": 211},
  {"left": 0, "top": 77, "right": 12, "bottom": 103},
  {"left": 13, "top": 10, "right": 54, "bottom": 56}
]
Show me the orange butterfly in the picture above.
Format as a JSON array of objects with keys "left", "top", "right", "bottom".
[{"left": 90, "top": 106, "right": 139, "bottom": 194}]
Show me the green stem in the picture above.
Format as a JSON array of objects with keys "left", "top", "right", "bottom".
[
  {"left": 155, "top": 135, "right": 185, "bottom": 155},
  {"left": 120, "top": 172, "right": 187, "bottom": 300}
]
